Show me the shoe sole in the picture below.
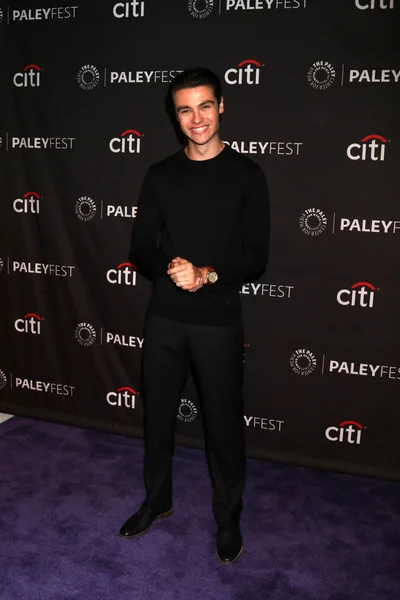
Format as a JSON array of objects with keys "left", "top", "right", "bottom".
[
  {"left": 118, "top": 509, "right": 173, "bottom": 540},
  {"left": 216, "top": 544, "right": 244, "bottom": 565}
]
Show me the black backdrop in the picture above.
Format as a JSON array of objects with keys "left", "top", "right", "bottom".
[{"left": 1, "top": 0, "right": 399, "bottom": 480}]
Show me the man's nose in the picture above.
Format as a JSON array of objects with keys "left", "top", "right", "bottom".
[{"left": 191, "top": 110, "right": 203, "bottom": 124}]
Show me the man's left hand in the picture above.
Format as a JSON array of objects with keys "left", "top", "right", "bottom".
[{"left": 167, "top": 257, "right": 206, "bottom": 291}]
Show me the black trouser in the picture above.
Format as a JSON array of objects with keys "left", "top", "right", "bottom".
[{"left": 142, "top": 314, "right": 246, "bottom": 527}]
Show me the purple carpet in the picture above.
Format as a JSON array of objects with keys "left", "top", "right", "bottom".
[{"left": 0, "top": 417, "right": 399, "bottom": 600}]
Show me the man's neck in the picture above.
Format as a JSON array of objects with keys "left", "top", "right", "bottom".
[{"left": 185, "top": 137, "right": 225, "bottom": 161}]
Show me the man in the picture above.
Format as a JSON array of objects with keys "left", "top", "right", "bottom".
[{"left": 119, "top": 67, "right": 269, "bottom": 565}]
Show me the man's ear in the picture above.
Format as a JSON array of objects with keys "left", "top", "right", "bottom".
[{"left": 219, "top": 96, "right": 225, "bottom": 115}]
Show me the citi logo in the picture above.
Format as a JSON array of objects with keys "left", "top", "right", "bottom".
[
  {"left": 325, "top": 421, "right": 364, "bottom": 445},
  {"left": 347, "top": 134, "right": 388, "bottom": 161},
  {"left": 355, "top": 0, "right": 394, "bottom": 8},
  {"left": 106, "top": 262, "right": 137, "bottom": 285},
  {"left": 13, "top": 65, "right": 42, "bottom": 87},
  {"left": 225, "top": 59, "right": 262, "bottom": 85},
  {"left": 107, "top": 386, "right": 136, "bottom": 409},
  {"left": 113, "top": 1, "right": 145, "bottom": 18},
  {"left": 14, "top": 191, "right": 40, "bottom": 213},
  {"left": 109, "top": 129, "right": 142, "bottom": 153},
  {"left": 336, "top": 282, "right": 377, "bottom": 308},
  {"left": 14, "top": 313, "right": 42, "bottom": 334}
]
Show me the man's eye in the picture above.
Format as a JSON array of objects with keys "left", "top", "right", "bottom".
[{"left": 202, "top": 105, "right": 211, "bottom": 110}]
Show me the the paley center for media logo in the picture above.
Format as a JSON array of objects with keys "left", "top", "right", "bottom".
[
  {"left": 74, "top": 322, "right": 144, "bottom": 348},
  {"left": 0, "top": 370, "right": 7, "bottom": 391},
  {"left": 75, "top": 196, "right": 137, "bottom": 220},
  {"left": 307, "top": 61, "right": 336, "bottom": 90},
  {"left": 177, "top": 399, "right": 198, "bottom": 422},
  {"left": 308, "top": 60, "right": 399, "bottom": 88},
  {"left": 299, "top": 209, "right": 400, "bottom": 236},
  {"left": 77, "top": 65, "right": 100, "bottom": 91},
  {"left": 299, "top": 208, "right": 328, "bottom": 236},
  {"left": 290, "top": 348, "right": 400, "bottom": 381}
]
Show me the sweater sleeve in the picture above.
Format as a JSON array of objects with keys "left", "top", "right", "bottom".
[
  {"left": 128, "top": 167, "right": 170, "bottom": 278},
  {"left": 213, "top": 163, "right": 270, "bottom": 284}
]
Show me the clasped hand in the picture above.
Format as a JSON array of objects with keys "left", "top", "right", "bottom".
[{"left": 167, "top": 257, "right": 205, "bottom": 292}]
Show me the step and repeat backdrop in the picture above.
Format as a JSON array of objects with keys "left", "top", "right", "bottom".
[{"left": 1, "top": 0, "right": 399, "bottom": 479}]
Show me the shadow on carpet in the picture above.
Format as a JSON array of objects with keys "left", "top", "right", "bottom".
[{"left": 0, "top": 417, "right": 399, "bottom": 600}]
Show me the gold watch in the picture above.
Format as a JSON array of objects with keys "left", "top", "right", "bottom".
[{"left": 204, "top": 266, "right": 218, "bottom": 285}]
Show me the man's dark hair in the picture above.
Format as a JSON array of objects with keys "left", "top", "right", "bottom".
[{"left": 166, "top": 67, "right": 223, "bottom": 115}]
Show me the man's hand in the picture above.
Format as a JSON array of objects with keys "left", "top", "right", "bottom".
[{"left": 167, "top": 257, "right": 206, "bottom": 291}]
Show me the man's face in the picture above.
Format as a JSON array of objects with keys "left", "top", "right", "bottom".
[{"left": 174, "top": 85, "right": 224, "bottom": 146}]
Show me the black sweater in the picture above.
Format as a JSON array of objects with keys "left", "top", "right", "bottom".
[{"left": 129, "top": 145, "right": 270, "bottom": 325}]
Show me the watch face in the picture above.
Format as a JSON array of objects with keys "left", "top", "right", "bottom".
[{"left": 207, "top": 271, "right": 218, "bottom": 284}]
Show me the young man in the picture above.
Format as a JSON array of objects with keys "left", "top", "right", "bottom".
[{"left": 119, "top": 68, "right": 269, "bottom": 564}]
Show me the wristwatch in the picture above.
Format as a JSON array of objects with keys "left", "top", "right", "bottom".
[{"left": 203, "top": 266, "right": 218, "bottom": 285}]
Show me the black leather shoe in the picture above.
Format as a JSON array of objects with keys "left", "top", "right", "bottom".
[
  {"left": 118, "top": 505, "right": 173, "bottom": 539},
  {"left": 216, "top": 523, "right": 243, "bottom": 564}
]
